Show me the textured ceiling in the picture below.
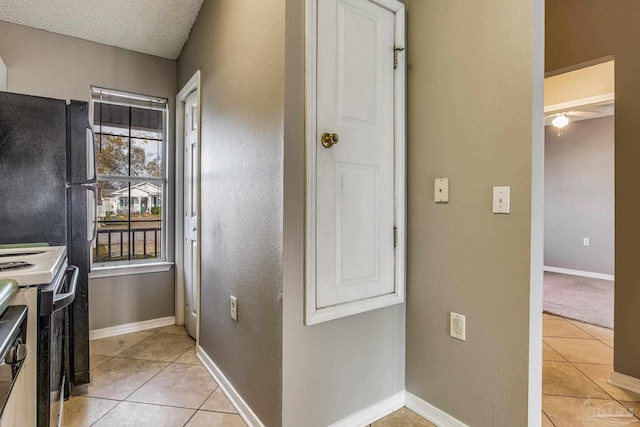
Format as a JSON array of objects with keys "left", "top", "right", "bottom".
[{"left": 0, "top": 0, "right": 205, "bottom": 59}]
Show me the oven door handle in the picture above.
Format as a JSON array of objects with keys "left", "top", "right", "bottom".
[{"left": 53, "top": 266, "right": 78, "bottom": 312}]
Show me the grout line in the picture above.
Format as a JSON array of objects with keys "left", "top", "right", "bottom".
[
  {"left": 88, "top": 399, "right": 202, "bottom": 427},
  {"left": 86, "top": 354, "right": 182, "bottom": 367},
  {"left": 183, "top": 410, "right": 198, "bottom": 426},
  {"left": 543, "top": 341, "right": 613, "bottom": 365},
  {"left": 543, "top": 336, "right": 609, "bottom": 341},
  {"left": 89, "top": 399, "right": 125, "bottom": 427},
  {"left": 102, "top": 397, "right": 202, "bottom": 411},
  {"left": 173, "top": 345, "right": 197, "bottom": 364},
  {"left": 91, "top": 331, "right": 158, "bottom": 358},
  {"left": 542, "top": 341, "right": 568, "bottom": 362},
  {"left": 567, "top": 360, "right": 615, "bottom": 401},
  {"left": 70, "top": 395, "right": 123, "bottom": 403},
  {"left": 542, "top": 409, "right": 558, "bottom": 427},
  {"left": 542, "top": 392, "right": 610, "bottom": 399},
  {"left": 568, "top": 361, "right": 614, "bottom": 367},
  {"left": 120, "top": 361, "right": 173, "bottom": 402},
  {"left": 565, "top": 320, "right": 613, "bottom": 338},
  {"left": 598, "top": 339, "right": 614, "bottom": 349},
  {"left": 543, "top": 334, "right": 596, "bottom": 340},
  {"left": 197, "top": 385, "right": 219, "bottom": 410}
]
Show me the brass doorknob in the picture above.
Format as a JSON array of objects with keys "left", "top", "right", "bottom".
[{"left": 321, "top": 133, "right": 339, "bottom": 148}]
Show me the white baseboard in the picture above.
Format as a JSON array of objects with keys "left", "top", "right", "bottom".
[
  {"left": 197, "top": 346, "right": 265, "bottom": 427},
  {"left": 544, "top": 266, "right": 614, "bottom": 281},
  {"left": 174, "top": 353, "right": 466, "bottom": 427},
  {"left": 89, "top": 316, "right": 175, "bottom": 340},
  {"left": 609, "top": 371, "right": 640, "bottom": 395},
  {"left": 330, "top": 391, "right": 405, "bottom": 427},
  {"left": 405, "top": 391, "right": 469, "bottom": 427}
]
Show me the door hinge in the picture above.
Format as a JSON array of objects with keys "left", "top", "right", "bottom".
[
  {"left": 394, "top": 47, "right": 405, "bottom": 69},
  {"left": 394, "top": 226, "right": 398, "bottom": 247}
]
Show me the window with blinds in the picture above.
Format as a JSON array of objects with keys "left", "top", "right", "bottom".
[{"left": 91, "top": 87, "right": 168, "bottom": 265}]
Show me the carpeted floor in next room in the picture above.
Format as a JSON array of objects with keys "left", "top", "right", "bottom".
[{"left": 543, "top": 272, "right": 614, "bottom": 329}]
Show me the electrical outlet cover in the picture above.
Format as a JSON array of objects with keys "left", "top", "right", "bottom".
[
  {"left": 230, "top": 295, "right": 238, "bottom": 322},
  {"left": 450, "top": 312, "right": 466, "bottom": 341}
]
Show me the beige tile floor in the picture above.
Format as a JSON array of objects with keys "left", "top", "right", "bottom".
[
  {"left": 60, "top": 325, "right": 246, "bottom": 427},
  {"left": 61, "top": 325, "right": 434, "bottom": 426},
  {"left": 542, "top": 312, "right": 640, "bottom": 426},
  {"left": 369, "top": 407, "right": 436, "bottom": 426},
  {"left": 61, "top": 315, "right": 637, "bottom": 426}
]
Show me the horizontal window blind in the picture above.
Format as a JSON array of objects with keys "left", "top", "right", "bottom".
[{"left": 91, "top": 87, "right": 167, "bottom": 111}]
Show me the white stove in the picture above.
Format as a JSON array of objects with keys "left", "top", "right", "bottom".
[
  {"left": 0, "top": 246, "right": 71, "bottom": 427},
  {"left": 0, "top": 247, "right": 67, "bottom": 287}
]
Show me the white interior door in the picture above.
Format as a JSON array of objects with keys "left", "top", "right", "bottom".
[
  {"left": 184, "top": 91, "right": 199, "bottom": 338},
  {"left": 315, "top": 0, "right": 398, "bottom": 308}
]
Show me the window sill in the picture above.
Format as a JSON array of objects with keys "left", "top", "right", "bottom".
[{"left": 89, "top": 261, "right": 174, "bottom": 279}]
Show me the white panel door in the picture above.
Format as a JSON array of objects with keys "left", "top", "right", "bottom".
[
  {"left": 316, "top": 0, "right": 397, "bottom": 308},
  {"left": 184, "top": 91, "right": 199, "bottom": 338}
]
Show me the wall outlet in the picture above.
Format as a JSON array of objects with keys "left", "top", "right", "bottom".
[
  {"left": 583, "top": 238, "right": 590, "bottom": 246},
  {"left": 230, "top": 296, "right": 238, "bottom": 322},
  {"left": 450, "top": 312, "right": 466, "bottom": 341}
]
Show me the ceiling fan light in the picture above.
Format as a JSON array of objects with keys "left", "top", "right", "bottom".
[{"left": 552, "top": 114, "right": 569, "bottom": 129}]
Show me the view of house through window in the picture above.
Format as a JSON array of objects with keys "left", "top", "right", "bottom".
[{"left": 92, "top": 87, "right": 168, "bottom": 265}]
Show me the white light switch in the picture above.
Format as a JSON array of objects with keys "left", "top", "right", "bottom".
[
  {"left": 435, "top": 178, "right": 449, "bottom": 203},
  {"left": 583, "top": 238, "right": 590, "bottom": 246},
  {"left": 493, "top": 186, "right": 510, "bottom": 214}
]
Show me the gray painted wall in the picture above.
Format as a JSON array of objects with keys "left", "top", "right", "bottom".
[
  {"left": 90, "top": 271, "right": 175, "bottom": 330},
  {"left": 544, "top": 116, "right": 614, "bottom": 275},
  {"left": 281, "top": 1, "right": 405, "bottom": 426},
  {"left": 177, "top": 1, "right": 284, "bottom": 426},
  {"left": 405, "top": 1, "right": 535, "bottom": 426},
  {"left": 0, "top": 20, "right": 178, "bottom": 330}
]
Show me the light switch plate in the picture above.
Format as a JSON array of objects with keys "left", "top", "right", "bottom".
[
  {"left": 493, "top": 186, "right": 510, "bottom": 214},
  {"left": 435, "top": 178, "right": 449, "bottom": 203}
]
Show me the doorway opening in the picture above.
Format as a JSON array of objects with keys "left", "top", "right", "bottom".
[
  {"left": 541, "top": 60, "right": 623, "bottom": 425},
  {"left": 175, "top": 71, "right": 202, "bottom": 341}
]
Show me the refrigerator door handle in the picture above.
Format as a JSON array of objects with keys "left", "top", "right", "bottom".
[
  {"left": 86, "top": 125, "right": 97, "bottom": 184},
  {"left": 67, "top": 125, "right": 97, "bottom": 185},
  {"left": 86, "top": 185, "right": 98, "bottom": 242}
]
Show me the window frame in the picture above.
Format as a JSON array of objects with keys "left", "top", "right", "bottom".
[{"left": 89, "top": 86, "right": 172, "bottom": 274}]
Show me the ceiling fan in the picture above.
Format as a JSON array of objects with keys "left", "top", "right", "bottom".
[{"left": 545, "top": 109, "right": 601, "bottom": 130}]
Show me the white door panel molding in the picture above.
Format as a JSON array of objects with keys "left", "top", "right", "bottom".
[{"left": 305, "top": 0, "right": 406, "bottom": 325}]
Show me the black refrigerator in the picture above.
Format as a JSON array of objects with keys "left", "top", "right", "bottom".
[{"left": 0, "top": 91, "right": 96, "bottom": 387}]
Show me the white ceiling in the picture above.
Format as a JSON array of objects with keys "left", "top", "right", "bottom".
[{"left": 0, "top": 0, "right": 205, "bottom": 60}]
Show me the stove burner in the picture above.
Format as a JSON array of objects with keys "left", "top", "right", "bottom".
[
  {"left": 0, "top": 262, "right": 35, "bottom": 272},
  {"left": 0, "top": 251, "right": 45, "bottom": 258}
]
